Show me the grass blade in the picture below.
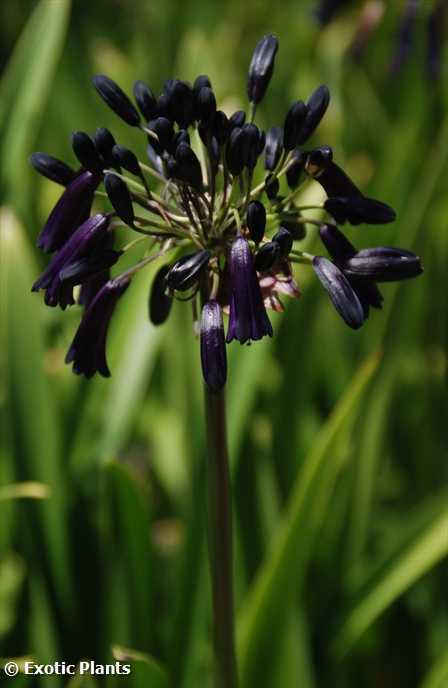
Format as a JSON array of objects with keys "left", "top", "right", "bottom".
[{"left": 237, "top": 351, "right": 380, "bottom": 687}]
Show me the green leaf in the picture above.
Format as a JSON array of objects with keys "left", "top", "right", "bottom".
[
  {"left": 0, "top": 0, "right": 71, "bottom": 210},
  {"left": 0, "top": 207, "right": 73, "bottom": 615},
  {"left": 237, "top": 351, "right": 380, "bottom": 687},
  {"left": 0, "top": 554, "right": 25, "bottom": 639},
  {"left": 420, "top": 648, "right": 448, "bottom": 688},
  {"left": 100, "top": 462, "right": 154, "bottom": 653},
  {"left": 112, "top": 646, "right": 169, "bottom": 688},
  {"left": 333, "top": 504, "right": 448, "bottom": 659}
]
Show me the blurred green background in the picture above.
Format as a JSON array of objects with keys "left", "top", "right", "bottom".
[{"left": 1, "top": 1, "right": 447, "bottom": 686}]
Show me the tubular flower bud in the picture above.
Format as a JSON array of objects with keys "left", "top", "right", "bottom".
[
  {"left": 286, "top": 151, "right": 305, "bottom": 189},
  {"left": 312, "top": 161, "right": 363, "bottom": 198},
  {"left": 133, "top": 80, "right": 158, "bottom": 121},
  {"left": 283, "top": 101, "right": 308, "bottom": 150},
  {"left": 246, "top": 201, "right": 266, "bottom": 245},
  {"left": 72, "top": 131, "right": 103, "bottom": 173},
  {"left": 166, "top": 250, "right": 211, "bottom": 291},
  {"left": 32, "top": 214, "right": 112, "bottom": 309},
  {"left": 228, "top": 110, "right": 246, "bottom": 130},
  {"left": 254, "top": 241, "right": 281, "bottom": 272},
  {"left": 29, "top": 152, "right": 77, "bottom": 187},
  {"left": 319, "top": 224, "right": 383, "bottom": 318},
  {"left": 247, "top": 34, "right": 279, "bottom": 104},
  {"left": 272, "top": 227, "right": 293, "bottom": 257},
  {"left": 324, "top": 196, "right": 396, "bottom": 225},
  {"left": 306, "top": 145, "right": 333, "bottom": 174},
  {"left": 175, "top": 143, "right": 203, "bottom": 190},
  {"left": 312, "top": 256, "right": 365, "bottom": 330},
  {"left": 93, "top": 128, "right": 117, "bottom": 167},
  {"left": 264, "top": 126, "right": 283, "bottom": 171},
  {"left": 65, "top": 278, "right": 130, "bottom": 378},
  {"left": 104, "top": 173, "right": 134, "bottom": 226},
  {"left": 149, "top": 265, "right": 173, "bottom": 325},
  {"left": 37, "top": 170, "right": 99, "bottom": 253},
  {"left": 196, "top": 87, "right": 217, "bottom": 125},
  {"left": 265, "top": 174, "right": 279, "bottom": 200},
  {"left": 112, "top": 145, "right": 141, "bottom": 177},
  {"left": 227, "top": 236, "right": 273, "bottom": 343},
  {"left": 92, "top": 74, "right": 141, "bottom": 126},
  {"left": 298, "top": 85, "right": 330, "bottom": 144},
  {"left": 244, "top": 123, "right": 262, "bottom": 169},
  {"left": 343, "top": 247, "right": 423, "bottom": 282},
  {"left": 200, "top": 300, "right": 227, "bottom": 392},
  {"left": 226, "top": 128, "right": 247, "bottom": 176}
]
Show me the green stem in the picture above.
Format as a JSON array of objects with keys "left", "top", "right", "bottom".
[{"left": 204, "top": 385, "right": 238, "bottom": 688}]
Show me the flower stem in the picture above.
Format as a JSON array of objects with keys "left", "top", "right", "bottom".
[{"left": 204, "top": 385, "right": 238, "bottom": 688}]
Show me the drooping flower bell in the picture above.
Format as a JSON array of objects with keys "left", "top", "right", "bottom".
[
  {"left": 32, "top": 214, "right": 116, "bottom": 309},
  {"left": 65, "top": 278, "right": 130, "bottom": 378},
  {"left": 226, "top": 236, "right": 273, "bottom": 344},
  {"left": 37, "top": 170, "right": 100, "bottom": 252}
]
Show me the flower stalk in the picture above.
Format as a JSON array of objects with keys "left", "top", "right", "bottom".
[{"left": 204, "top": 383, "right": 238, "bottom": 688}]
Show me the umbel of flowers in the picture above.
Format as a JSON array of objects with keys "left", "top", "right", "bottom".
[{"left": 31, "top": 34, "right": 422, "bottom": 388}]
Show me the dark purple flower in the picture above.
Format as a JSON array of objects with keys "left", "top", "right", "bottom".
[
  {"left": 246, "top": 200, "right": 266, "bottom": 244},
  {"left": 283, "top": 101, "right": 308, "bottom": 150},
  {"left": 104, "top": 173, "right": 135, "bottom": 226},
  {"left": 92, "top": 74, "right": 141, "bottom": 126},
  {"left": 312, "top": 161, "right": 363, "bottom": 198},
  {"left": 65, "top": 278, "right": 130, "bottom": 378},
  {"left": 254, "top": 241, "right": 281, "bottom": 272},
  {"left": 200, "top": 300, "right": 227, "bottom": 391},
  {"left": 37, "top": 170, "right": 100, "bottom": 253},
  {"left": 226, "top": 235, "right": 273, "bottom": 344},
  {"left": 196, "top": 87, "right": 217, "bottom": 125},
  {"left": 272, "top": 227, "right": 293, "bottom": 257},
  {"left": 319, "top": 224, "right": 383, "bottom": 317},
  {"left": 166, "top": 250, "right": 211, "bottom": 291},
  {"left": 324, "top": 196, "right": 396, "bottom": 225},
  {"left": 149, "top": 265, "right": 173, "bottom": 325},
  {"left": 286, "top": 151, "right": 305, "bottom": 189},
  {"left": 72, "top": 131, "right": 103, "bottom": 173},
  {"left": 264, "top": 126, "right": 283, "bottom": 171},
  {"left": 29, "top": 152, "right": 77, "bottom": 187},
  {"left": 344, "top": 247, "right": 423, "bottom": 282},
  {"left": 312, "top": 256, "right": 365, "bottom": 329},
  {"left": 174, "top": 143, "right": 203, "bottom": 190},
  {"left": 32, "top": 213, "right": 114, "bottom": 309},
  {"left": 247, "top": 34, "right": 279, "bottom": 104},
  {"left": 297, "top": 85, "right": 330, "bottom": 144},
  {"left": 133, "top": 80, "right": 158, "bottom": 121}
]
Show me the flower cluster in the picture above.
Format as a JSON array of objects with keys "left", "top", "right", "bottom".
[{"left": 31, "top": 34, "right": 422, "bottom": 389}]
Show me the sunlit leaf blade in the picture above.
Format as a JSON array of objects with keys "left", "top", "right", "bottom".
[
  {"left": 421, "top": 648, "right": 448, "bottom": 688},
  {"left": 0, "top": 555, "right": 25, "bottom": 640},
  {"left": 0, "top": 207, "right": 73, "bottom": 614},
  {"left": 0, "top": 0, "right": 71, "bottom": 210},
  {"left": 237, "top": 351, "right": 380, "bottom": 687},
  {"left": 100, "top": 462, "right": 154, "bottom": 653},
  {"left": 334, "top": 507, "right": 448, "bottom": 659}
]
